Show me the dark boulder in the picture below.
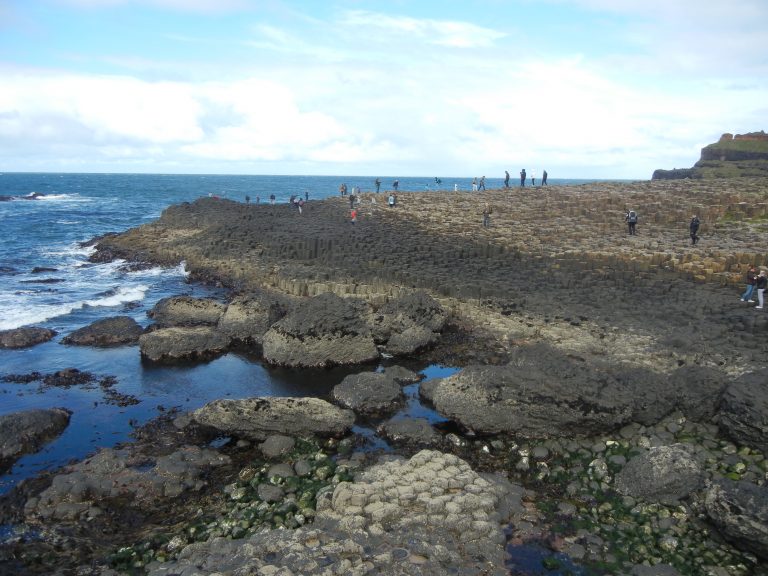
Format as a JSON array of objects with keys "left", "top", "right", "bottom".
[
  {"left": 377, "top": 417, "right": 444, "bottom": 450},
  {"left": 61, "top": 316, "right": 144, "bottom": 347},
  {"left": 718, "top": 369, "right": 768, "bottom": 454},
  {"left": 0, "top": 327, "right": 57, "bottom": 349},
  {"left": 139, "top": 326, "right": 230, "bottom": 363},
  {"left": 373, "top": 291, "right": 447, "bottom": 355},
  {"left": 262, "top": 293, "right": 378, "bottom": 368},
  {"left": 148, "top": 296, "right": 226, "bottom": 327},
  {"left": 331, "top": 372, "right": 404, "bottom": 418},
  {"left": 669, "top": 365, "right": 728, "bottom": 422},
  {"left": 0, "top": 408, "right": 71, "bottom": 472},
  {"left": 614, "top": 444, "right": 704, "bottom": 505},
  {"left": 705, "top": 479, "right": 768, "bottom": 560}
]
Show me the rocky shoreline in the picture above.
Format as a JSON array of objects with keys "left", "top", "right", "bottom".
[{"left": 2, "top": 178, "right": 768, "bottom": 575}]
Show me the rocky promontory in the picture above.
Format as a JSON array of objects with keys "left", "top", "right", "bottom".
[{"left": 653, "top": 131, "right": 768, "bottom": 179}]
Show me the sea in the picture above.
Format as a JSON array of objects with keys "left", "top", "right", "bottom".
[{"left": 0, "top": 172, "right": 600, "bottom": 497}]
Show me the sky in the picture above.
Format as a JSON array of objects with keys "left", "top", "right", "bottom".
[{"left": 0, "top": 0, "right": 766, "bottom": 179}]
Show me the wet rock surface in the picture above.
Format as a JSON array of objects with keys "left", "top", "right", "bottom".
[
  {"left": 147, "top": 296, "right": 227, "bottom": 327},
  {"left": 0, "top": 408, "right": 71, "bottom": 472},
  {"left": 331, "top": 372, "right": 405, "bottom": 418},
  {"left": 0, "top": 327, "right": 57, "bottom": 349},
  {"left": 61, "top": 316, "right": 145, "bottom": 347},
  {"left": 139, "top": 326, "right": 230, "bottom": 363}
]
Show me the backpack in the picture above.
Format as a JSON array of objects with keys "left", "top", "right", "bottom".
[{"left": 628, "top": 211, "right": 637, "bottom": 223}]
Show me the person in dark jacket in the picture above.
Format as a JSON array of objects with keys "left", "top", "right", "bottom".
[
  {"left": 625, "top": 209, "right": 638, "bottom": 235},
  {"left": 689, "top": 215, "right": 700, "bottom": 245},
  {"left": 755, "top": 270, "right": 767, "bottom": 309},
  {"left": 741, "top": 265, "right": 758, "bottom": 302}
]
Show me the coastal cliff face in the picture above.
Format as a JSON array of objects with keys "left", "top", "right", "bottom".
[{"left": 653, "top": 131, "right": 768, "bottom": 179}]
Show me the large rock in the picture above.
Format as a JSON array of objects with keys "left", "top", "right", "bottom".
[
  {"left": 705, "top": 479, "right": 768, "bottom": 560},
  {"left": 668, "top": 365, "right": 728, "bottom": 422},
  {"left": 420, "top": 345, "right": 636, "bottom": 437},
  {"left": 0, "top": 408, "right": 71, "bottom": 472},
  {"left": 217, "top": 291, "right": 291, "bottom": 345},
  {"left": 377, "top": 417, "right": 445, "bottom": 450},
  {"left": 331, "top": 372, "right": 404, "bottom": 417},
  {"left": 148, "top": 296, "right": 226, "bottom": 327},
  {"left": 614, "top": 444, "right": 704, "bottom": 505},
  {"left": 61, "top": 316, "right": 144, "bottom": 347},
  {"left": 262, "top": 293, "right": 379, "bottom": 368},
  {"left": 0, "top": 327, "right": 57, "bottom": 349},
  {"left": 24, "top": 445, "right": 230, "bottom": 521},
  {"left": 139, "top": 326, "right": 230, "bottom": 363},
  {"left": 373, "top": 291, "right": 447, "bottom": 355},
  {"left": 718, "top": 369, "right": 768, "bottom": 454},
  {"left": 189, "top": 397, "right": 355, "bottom": 441}
]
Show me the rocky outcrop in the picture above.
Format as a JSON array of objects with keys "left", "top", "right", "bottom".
[
  {"left": 0, "top": 408, "right": 71, "bottom": 472},
  {"left": 718, "top": 369, "right": 768, "bottom": 455},
  {"left": 614, "top": 444, "right": 704, "bottom": 504},
  {"left": 188, "top": 397, "right": 355, "bottom": 441},
  {"left": 24, "top": 445, "right": 230, "bottom": 522},
  {"left": 61, "top": 316, "right": 144, "bottom": 347},
  {"left": 138, "top": 326, "right": 230, "bottom": 363},
  {"left": 373, "top": 291, "right": 447, "bottom": 356},
  {"left": 148, "top": 296, "right": 226, "bottom": 327},
  {"left": 216, "top": 290, "right": 292, "bottom": 346},
  {"left": 262, "top": 293, "right": 379, "bottom": 368},
  {"left": 0, "top": 327, "right": 57, "bottom": 349},
  {"left": 705, "top": 479, "right": 768, "bottom": 560},
  {"left": 377, "top": 417, "right": 445, "bottom": 450},
  {"left": 653, "top": 131, "right": 768, "bottom": 179},
  {"left": 331, "top": 372, "right": 405, "bottom": 418}
]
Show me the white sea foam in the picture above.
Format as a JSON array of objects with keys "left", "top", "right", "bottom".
[
  {"left": 0, "top": 301, "right": 81, "bottom": 331},
  {"left": 84, "top": 284, "right": 148, "bottom": 308}
]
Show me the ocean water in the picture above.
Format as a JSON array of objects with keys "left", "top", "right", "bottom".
[{"left": 0, "top": 172, "right": 604, "bottom": 495}]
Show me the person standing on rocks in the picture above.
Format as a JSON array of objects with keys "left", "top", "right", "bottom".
[
  {"left": 625, "top": 209, "right": 638, "bottom": 235},
  {"left": 350, "top": 208, "right": 357, "bottom": 225},
  {"left": 269, "top": 194, "right": 275, "bottom": 205},
  {"left": 504, "top": 170, "right": 510, "bottom": 188},
  {"left": 755, "top": 270, "right": 767, "bottom": 309},
  {"left": 482, "top": 203, "right": 492, "bottom": 227},
  {"left": 393, "top": 180, "right": 399, "bottom": 191},
  {"left": 479, "top": 176, "right": 486, "bottom": 191},
  {"left": 520, "top": 169, "right": 526, "bottom": 187},
  {"left": 542, "top": 170, "right": 548, "bottom": 185},
  {"left": 375, "top": 178, "right": 381, "bottom": 193},
  {"left": 740, "top": 264, "right": 758, "bottom": 302},
  {"left": 388, "top": 193, "right": 395, "bottom": 208},
  {"left": 472, "top": 177, "right": 478, "bottom": 192},
  {"left": 689, "top": 215, "right": 700, "bottom": 245},
  {"left": 531, "top": 169, "right": 536, "bottom": 186}
]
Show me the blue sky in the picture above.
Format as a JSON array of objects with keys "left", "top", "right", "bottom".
[{"left": 1, "top": 0, "right": 766, "bottom": 178}]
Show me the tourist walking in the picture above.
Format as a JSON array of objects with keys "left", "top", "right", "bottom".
[
  {"left": 520, "top": 169, "right": 526, "bottom": 187},
  {"left": 482, "top": 203, "right": 491, "bottom": 227},
  {"left": 756, "top": 270, "right": 767, "bottom": 309},
  {"left": 350, "top": 208, "right": 357, "bottom": 225},
  {"left": 625, "top": 209, "right": 638, "bottom": 235},
  {"left": 388, "top": 193, "right": 395, "bottom": 207},
  {"left": 531, "top": 170, "right": 536, "bottom": 186},
  {"left": 741, "top": 264, "right": 758, "bottom": 302},
  {"left": 269, "top": 194, "right": 275, "bottom": 205},
  {"left": 542, "top": 170, "right": 548, "bottom": 185},
  {"left": 375, "top": 178, "right": 381, "bottom": 193},
  {"left": 472, "top": 177, "right": 478, "bottom": 192},
  {"left": 504, "top": 170, "right": 510, "bottom": 188},
  {"left": 479, "top": 176, "right": 486, "bottom": 191},
  {"left": 393, "top": 180, "right": 399, "bottom": 191},
  {"left": 689, "top": 215, "right": 700, "bottom": 245},
  {"left": 339, "top": 183, "right": 347, "bottom": 196}
]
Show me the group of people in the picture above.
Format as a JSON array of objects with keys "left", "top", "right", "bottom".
[
  {"left": 741, "top": 265, "right": 768, "bottom": 309},
  {"left": 508, "top": 169, "right": 547, "bottom": 188}
]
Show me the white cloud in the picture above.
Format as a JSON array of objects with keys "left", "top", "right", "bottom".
[{"left": 339, "top": 10, "right": 507, "bottom": 49}]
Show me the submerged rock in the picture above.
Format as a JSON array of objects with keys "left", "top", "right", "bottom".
[{"left": 0, "top": 408, "right": 71, "bottom": 472}]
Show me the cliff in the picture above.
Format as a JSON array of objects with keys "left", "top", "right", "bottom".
[{"left": 653, "top": 131, "right": 768, "bottom": 179}]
